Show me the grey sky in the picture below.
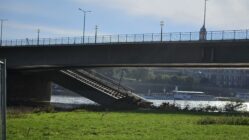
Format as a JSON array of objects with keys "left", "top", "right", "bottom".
[{"left": 1, "top": 0, "right": 248, "bottom": 39}]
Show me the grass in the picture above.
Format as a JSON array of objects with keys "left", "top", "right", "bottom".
[{"left": 7, "top": 108, "right": 249, "bottom": 140}]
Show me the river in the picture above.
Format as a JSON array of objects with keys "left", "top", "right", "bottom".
[{"left": 50, "top": 95, "right": 249, "bottom": 111}]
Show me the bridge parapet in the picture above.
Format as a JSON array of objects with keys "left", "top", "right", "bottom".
[{"left": 1, "top": 29, "right": 249, "bottom": 47}]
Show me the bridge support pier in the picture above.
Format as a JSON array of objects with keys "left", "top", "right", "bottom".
[{"left": 7, "top": 71, "right": 51, "bottom": 106}]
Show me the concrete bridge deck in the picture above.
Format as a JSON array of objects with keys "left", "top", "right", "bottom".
[{"left": 1, "top": 40, "right": 249, "bottom": 69}]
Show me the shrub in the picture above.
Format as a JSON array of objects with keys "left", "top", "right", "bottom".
[
  {"left": 158, "top": 102, "right": 181, "bottom": 111},
  {"left": 197, "top": 116, "right": 249, "bottom": 125},
  {"left": 224, "top": 101, "right": 246, "bottom": 112}
]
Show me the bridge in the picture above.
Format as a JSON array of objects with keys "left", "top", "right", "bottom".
[{"left": 1, "top": 29, "right": 249, "bottom": 108}]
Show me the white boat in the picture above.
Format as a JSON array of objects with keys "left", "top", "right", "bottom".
[{"left": 171, "top": 86, "right": 215, "bottom": 101}]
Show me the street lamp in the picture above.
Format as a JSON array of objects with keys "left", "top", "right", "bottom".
[
  {"left": 0, "top": 19, "right": 8, "bottom": 46},
  {"left": 160, "top": 21, "right": 164, "bottom": 42},
  {"left": 200, "top": 0, "right": 208, "bottom": 40},
  {"left": 95, "top": 25, "right": 98, "bottom": 43},
  {"left": 203, "top": 0, "right": 208, "bottom": 28},
  {"left": 79, "top": 8, "right": 91, "bottom": 44},
  {"left": 37, "top": 29, "right": 40, "bottom": 45}
]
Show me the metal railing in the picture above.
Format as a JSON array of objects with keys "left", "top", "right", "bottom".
[
  {"left": 1, "top": 29, "right": 249, "bottom": 47},
  {"left": 72, "top": 69, "right": 146, "bottom": 100},
  {"left": 77, "top": 69, "right": 148, "bottom": 101},
  {"left": 78, "top": 69, "right": 133, "bottom": 95},
  {"left": 60, "top": 70, "right": 125, "bottom": 99}
]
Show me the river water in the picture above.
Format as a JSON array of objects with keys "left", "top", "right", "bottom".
[
  {"left": 149, "top": 99, "right": 249, "bottom": 111},
  {"left": 50, "top": 95, "right": 249, "bottom": 111}
]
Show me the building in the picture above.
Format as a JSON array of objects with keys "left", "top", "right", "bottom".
[
  {"left": 184, "top": 69, "right": 249, "bottom": 88},
  {"left": 235, "top": 93, "right": 249, "bottom": 101}
]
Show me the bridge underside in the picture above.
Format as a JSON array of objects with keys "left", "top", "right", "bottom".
[
  {"left": 7, "top": 71, "right": 51, "bottom": 106},
  {"left": 7, "top": 70, "right": 144, "bottom": 109}
]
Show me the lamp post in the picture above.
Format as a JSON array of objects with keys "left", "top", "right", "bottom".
[
  {"left": 37, "top": 29, "right": 40, "bottom": 45},
  {"left": 95, "top": 25, "right": 98, "bottom": 43},
  {"left": 203, "top": 0, "right": 208, "bottom": 28},
  {"left": 0, "top": 19, "right": 7, "bottom": 46},
  {"left": 79, "top": 8, "right": 91, "bottom": 44},
  {"left": 160, "top": 21, "right": 164, "bottom": 42},
  {"left": 200, "top": 0, "right": 208, "bottom": 40}
]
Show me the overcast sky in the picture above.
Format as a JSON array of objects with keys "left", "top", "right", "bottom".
[{"left": 1, "top": 0, "right": 249, "bottom": 39}]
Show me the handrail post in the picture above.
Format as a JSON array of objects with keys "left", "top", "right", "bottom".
[
  {"left": 233, "top": 30, "right": 236, "bottom": 40},
  {"left": 10, "top": 40, "right": 12, "bottom": 46},
  {"left": 143, "top": 34, "right": 145, "bottom": 42},
  {"left": 190, "top": 32, "right": 192, "bottom": 41},
  {"left": 68, "top": 37, "right": 70, "bottom": 44},
  {"left": 246, "top": 30, "right": 248, "bottom": 40},
  {"left": 211, "top": 31, "right": 213, "bottom": 40},
  {"left": 126, "top": 34, "right": 128, "bottom": 43},
  {"left": 179, "top": 32, "right": 182, "bottom": 41},
  {"left": 134, "top": 34, "right": 136, "bottom": 42},
  {"left": 222, "top": 31, "right": 224, "bottom": 40},
  {"left": 21, "top": 40, "right": 22, "bottom": 46}
]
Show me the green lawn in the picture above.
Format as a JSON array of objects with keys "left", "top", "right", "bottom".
[{"left": 7, "top": 110, "right": 249, "bottom": 140}]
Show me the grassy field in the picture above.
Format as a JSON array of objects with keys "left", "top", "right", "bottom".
[{"left": 7, "top": 109, "right": 249, "bottom": 140}]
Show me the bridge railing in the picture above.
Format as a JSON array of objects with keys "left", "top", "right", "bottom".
[
  {"left": 1, "top": 29, "right": 249, "bottom": 47},
  {"left": 77, "top": 69, "right": 134, "bottom": 95}
]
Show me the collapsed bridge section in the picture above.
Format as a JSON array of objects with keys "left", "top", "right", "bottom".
[{"left": 8, "top": 69, "right": 150, "bottom": 108}]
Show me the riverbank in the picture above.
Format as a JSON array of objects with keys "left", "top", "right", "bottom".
[{"left": 7, "top": 107, "right": 249, "bottom": 140}]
